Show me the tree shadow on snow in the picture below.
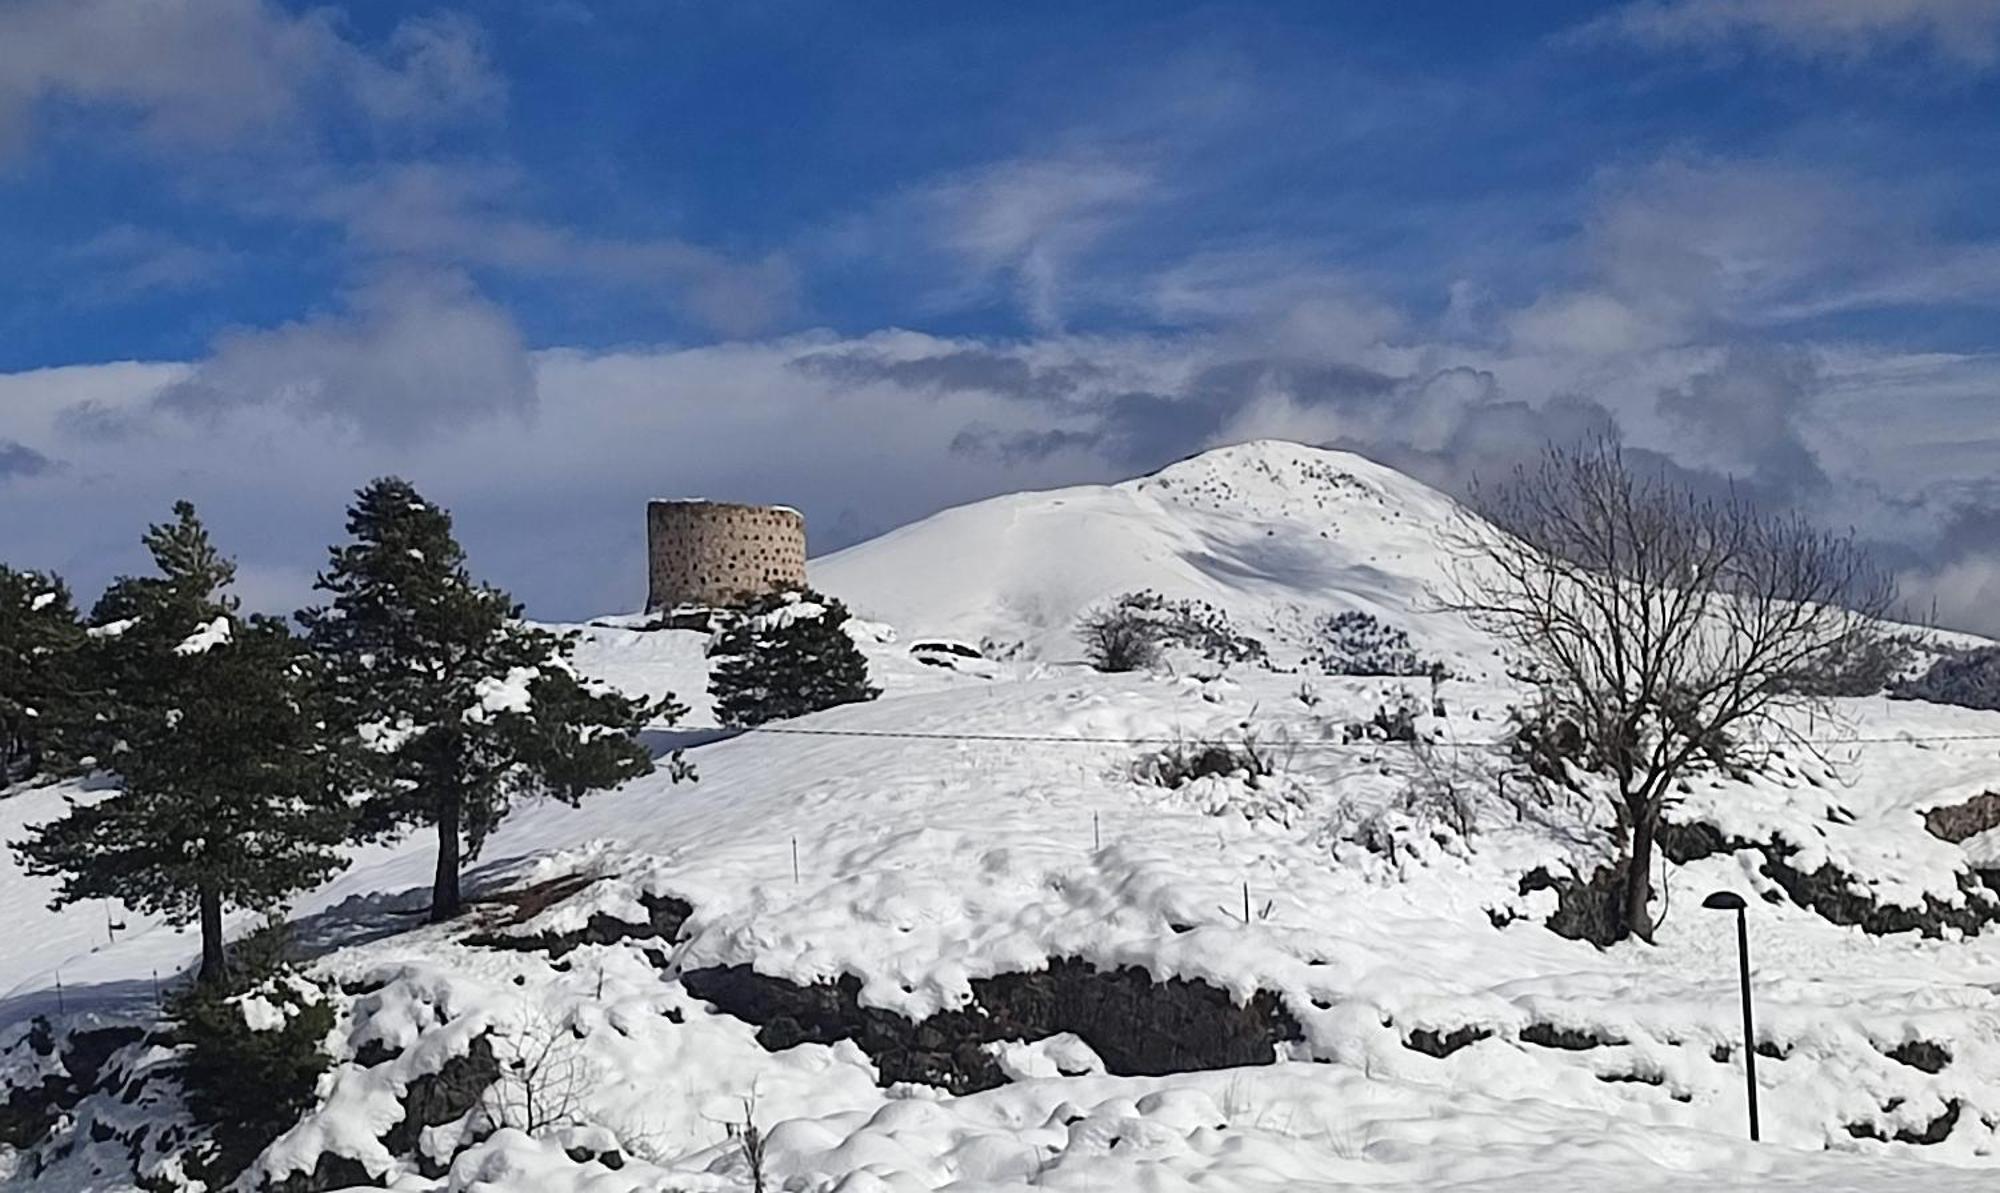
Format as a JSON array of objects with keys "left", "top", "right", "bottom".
[{"left": 639, "top": 725, "right": 743, "bottom": 755}]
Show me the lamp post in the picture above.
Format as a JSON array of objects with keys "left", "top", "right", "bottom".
[{"left": 1702, "top": 890, "right": 1759, "bottom": 1141}]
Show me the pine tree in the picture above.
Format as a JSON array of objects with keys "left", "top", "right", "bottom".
[
  {"left": 0, "top": 565, "right": 86, "bottom": 784},
  {"left": 708, "top": 588, "right": 881, "bottom": 727},
  {"left": 301, "top": 478, "right": 689, "bottom": 923},
  {"left": 14, "top": 503, "right": 355, "bottom": 985}
]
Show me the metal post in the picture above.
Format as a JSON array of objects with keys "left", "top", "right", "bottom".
[
  {"left": 1703, "top": 890, "right": 1759, "bottom": 1142},
  {"left": 1735, "top": 906, "right": 1760, "bottom": 1142}
]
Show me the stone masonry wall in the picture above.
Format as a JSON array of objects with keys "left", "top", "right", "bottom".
[{"left": 646, "top": 501, "right": 806, "bottom": 610}]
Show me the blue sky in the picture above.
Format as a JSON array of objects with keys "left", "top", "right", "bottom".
[{"left": 3, "top": 1, "right": 2000, "bottom": 627}]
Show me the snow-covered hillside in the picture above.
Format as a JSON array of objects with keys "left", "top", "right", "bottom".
[
  {"left": 7, "top": 440, "right": 2000, "bottom": 1192},
  {"left": 813, "top": 440, "right": 1493, "bottom": 667}
]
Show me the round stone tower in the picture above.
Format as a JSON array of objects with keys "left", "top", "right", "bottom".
[{"left": 646, "top": 500, "right": 807, "bottom": 611}]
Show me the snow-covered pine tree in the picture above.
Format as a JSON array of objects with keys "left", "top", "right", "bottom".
[
  {"left": 0, "top": 564, "right": 86, "bottom": 784},
  {"left": 13, "top": 503, "right": 355, "bottom": 985},
  {"left": 300, "top": 478, "right": 690, "bottom": 923},
  {"left": 708, "top": 588, "right": 881, "bottom": 727}
]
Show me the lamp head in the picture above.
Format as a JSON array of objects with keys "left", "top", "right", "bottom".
[{"left": 1702, "top": 891, "right": 1748, "bottom": 912}]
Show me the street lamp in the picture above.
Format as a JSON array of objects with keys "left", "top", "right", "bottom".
[{"left": 1702, "top": 890, "right": 1759, "bottom": 1142}]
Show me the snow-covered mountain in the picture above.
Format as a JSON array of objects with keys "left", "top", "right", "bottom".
[
  {"left": 6, "top": 440, "right": 2000, "bottom": 1192},
  {"left": 814, "top": 439, "right": 1487, "bottom": 666}
]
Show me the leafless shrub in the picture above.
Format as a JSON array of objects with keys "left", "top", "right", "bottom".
[
  {"left": 1078, "top": 590, "right": 1266, "bottom": 672},
  {"left": 1078, "top": 605, "right": 1162, "bottom": 672},
  {"left": 726, "top": 1095, "right": 768, "bottom": 1193},
  {"left": 1342, "top": 693, "right": 1427, "bottom": 743},
  {"left": 483, "top": 1010, "right": 590, "bottom": 1136},
  {"left": 1440, "top": 437, "right": 1894, "bottom": 942}
]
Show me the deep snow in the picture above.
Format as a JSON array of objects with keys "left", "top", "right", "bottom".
[{"left": 5, "top": 440, "right": 2000, "bottom": 1191}]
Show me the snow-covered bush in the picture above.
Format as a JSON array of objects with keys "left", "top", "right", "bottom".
[
  {"left": 1891, "top": 645, "right": 2000, "bottom": 711},
  {"left": 166, "top": 927, "right": 334, "bottom": 1183},
  {"left": 708, "top": 588, "right": 880, "bottom": 726},
  {"left": 1078, "top": 591, "right": 1266, "bottom": 672},
  {"left": 1135, "top": 731, "right": 1310, "bottom": 825},
  {"left": 1343, "top": 693, "right": 1428, "bottom": 743},
  {"left": 1134, "top": 732, "right": 1279, "bottom": 790},
  {"left": 1306, "top": 610, "right": 1441, "bottom": 678}
]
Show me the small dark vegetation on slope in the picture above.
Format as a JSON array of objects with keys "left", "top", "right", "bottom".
[
  {"left": 682, "top": 958, "right": 1301, "bottom": 1094},
  {"left": 1891, "top": 645, "right": 2000, "bottom": 710},
  {"left": 1769, "top": 633, "right": 1923, "bottom": 697},
  {"left": 1307, "top": 610, "right": 1444, "bottom": 679},
  {"left": 1079, "top": 590, "right": 1267, "bottom": 672},
  {"left": 168, "top": 929, "right": 337, "bottom": 1185}
]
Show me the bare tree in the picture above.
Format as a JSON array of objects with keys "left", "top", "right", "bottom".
[{"left": 1441, "top": 439, "right": 1894, "bottom": 942}]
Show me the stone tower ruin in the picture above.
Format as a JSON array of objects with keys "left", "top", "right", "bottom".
[{"left": 646, "top": 500, "right": 807, "bottom": 611}]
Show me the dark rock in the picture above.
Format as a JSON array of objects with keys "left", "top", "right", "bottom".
[
  {"left": 63, "top": 1026, "right": 143, "bottom": 1090},
  {"left": 465, "top": 892, "right": 693, "bottom": 959},
  {"left": 0, "top": 1077, "right": 67, "bottom": 1148},
  {"left": 1847, "top": 1099, "right": 1962, "bottom": 1146},
  {"left": 1654, "top": 820, "right": 1732, "bottom": 864},
  {"left": 1520, "top": 1022, "right": 1624, "bottom": 1051},
  {"left": 1404, "top": 1025, "right": 1491, "bottom": 1058},
  {"left": 565, "top": 1145, "right": 624, "bottom": 1168},
  {"left": 352, "top": 1039, "right": 402, "bottom": 1068},
  {"left": 379, "top": 1035, "right": 499, "bottom": 1157},
  {"left": 1597, "top": 1069, "right": 1663, "bottom": 1086},
  {"left": 1518, "top": 864, "right": 1627, "bottom": 947},
  {"left": 1886, "top": 1039, "right": 1951, "bottom": 1073},
  {"left": 1923, "top": 792, "right": 2000, "bottom": 844},
  {"left": 262, "top": 1151, "right": 383, "bottom": 1192},
  {"left": 683, "top": 957, "right": 1303, "bottom": 1095},
  {"left": 1636, "top": 816, "right": 1999, "bottom": 940}
]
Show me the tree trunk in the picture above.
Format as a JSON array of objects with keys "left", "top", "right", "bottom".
[
  {"left": 1624, "top": 806, "right": 1657, "bottom": 943},
  {"left": 197, "top": 886, "right": 227, "bottom": 986},
  {"left": 430, "top": 793, "right": 463, "bottom": 923}
]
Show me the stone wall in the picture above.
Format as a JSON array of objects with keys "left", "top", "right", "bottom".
[{"left": 646, "top": 500, "right": 806, "bottom": 610}]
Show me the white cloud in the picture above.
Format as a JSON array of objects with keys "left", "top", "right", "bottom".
[
  {"left": 299, "top": 161, "right": 799, "bottom": 337},
  {"left": 66, "top": 225, "right": 238, "bottom": 301},
  {"left": 0, "top": 0, "right": 501, "bottom": 159},
  {"left": 1508, "top": 156, "right": 2000, "bottom": 352},
  {"left": 156, "top": 269, "right": 536, "bottom": 441},
  {"left": 1581, "top": 0, "right": 2000, "bottom": 66},
  {"left": 912, "top": 155, "right": 1155, "bottom": 331},
  {"left": 1145, "top": 250, "right": 1404, "bottom": 357}
]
